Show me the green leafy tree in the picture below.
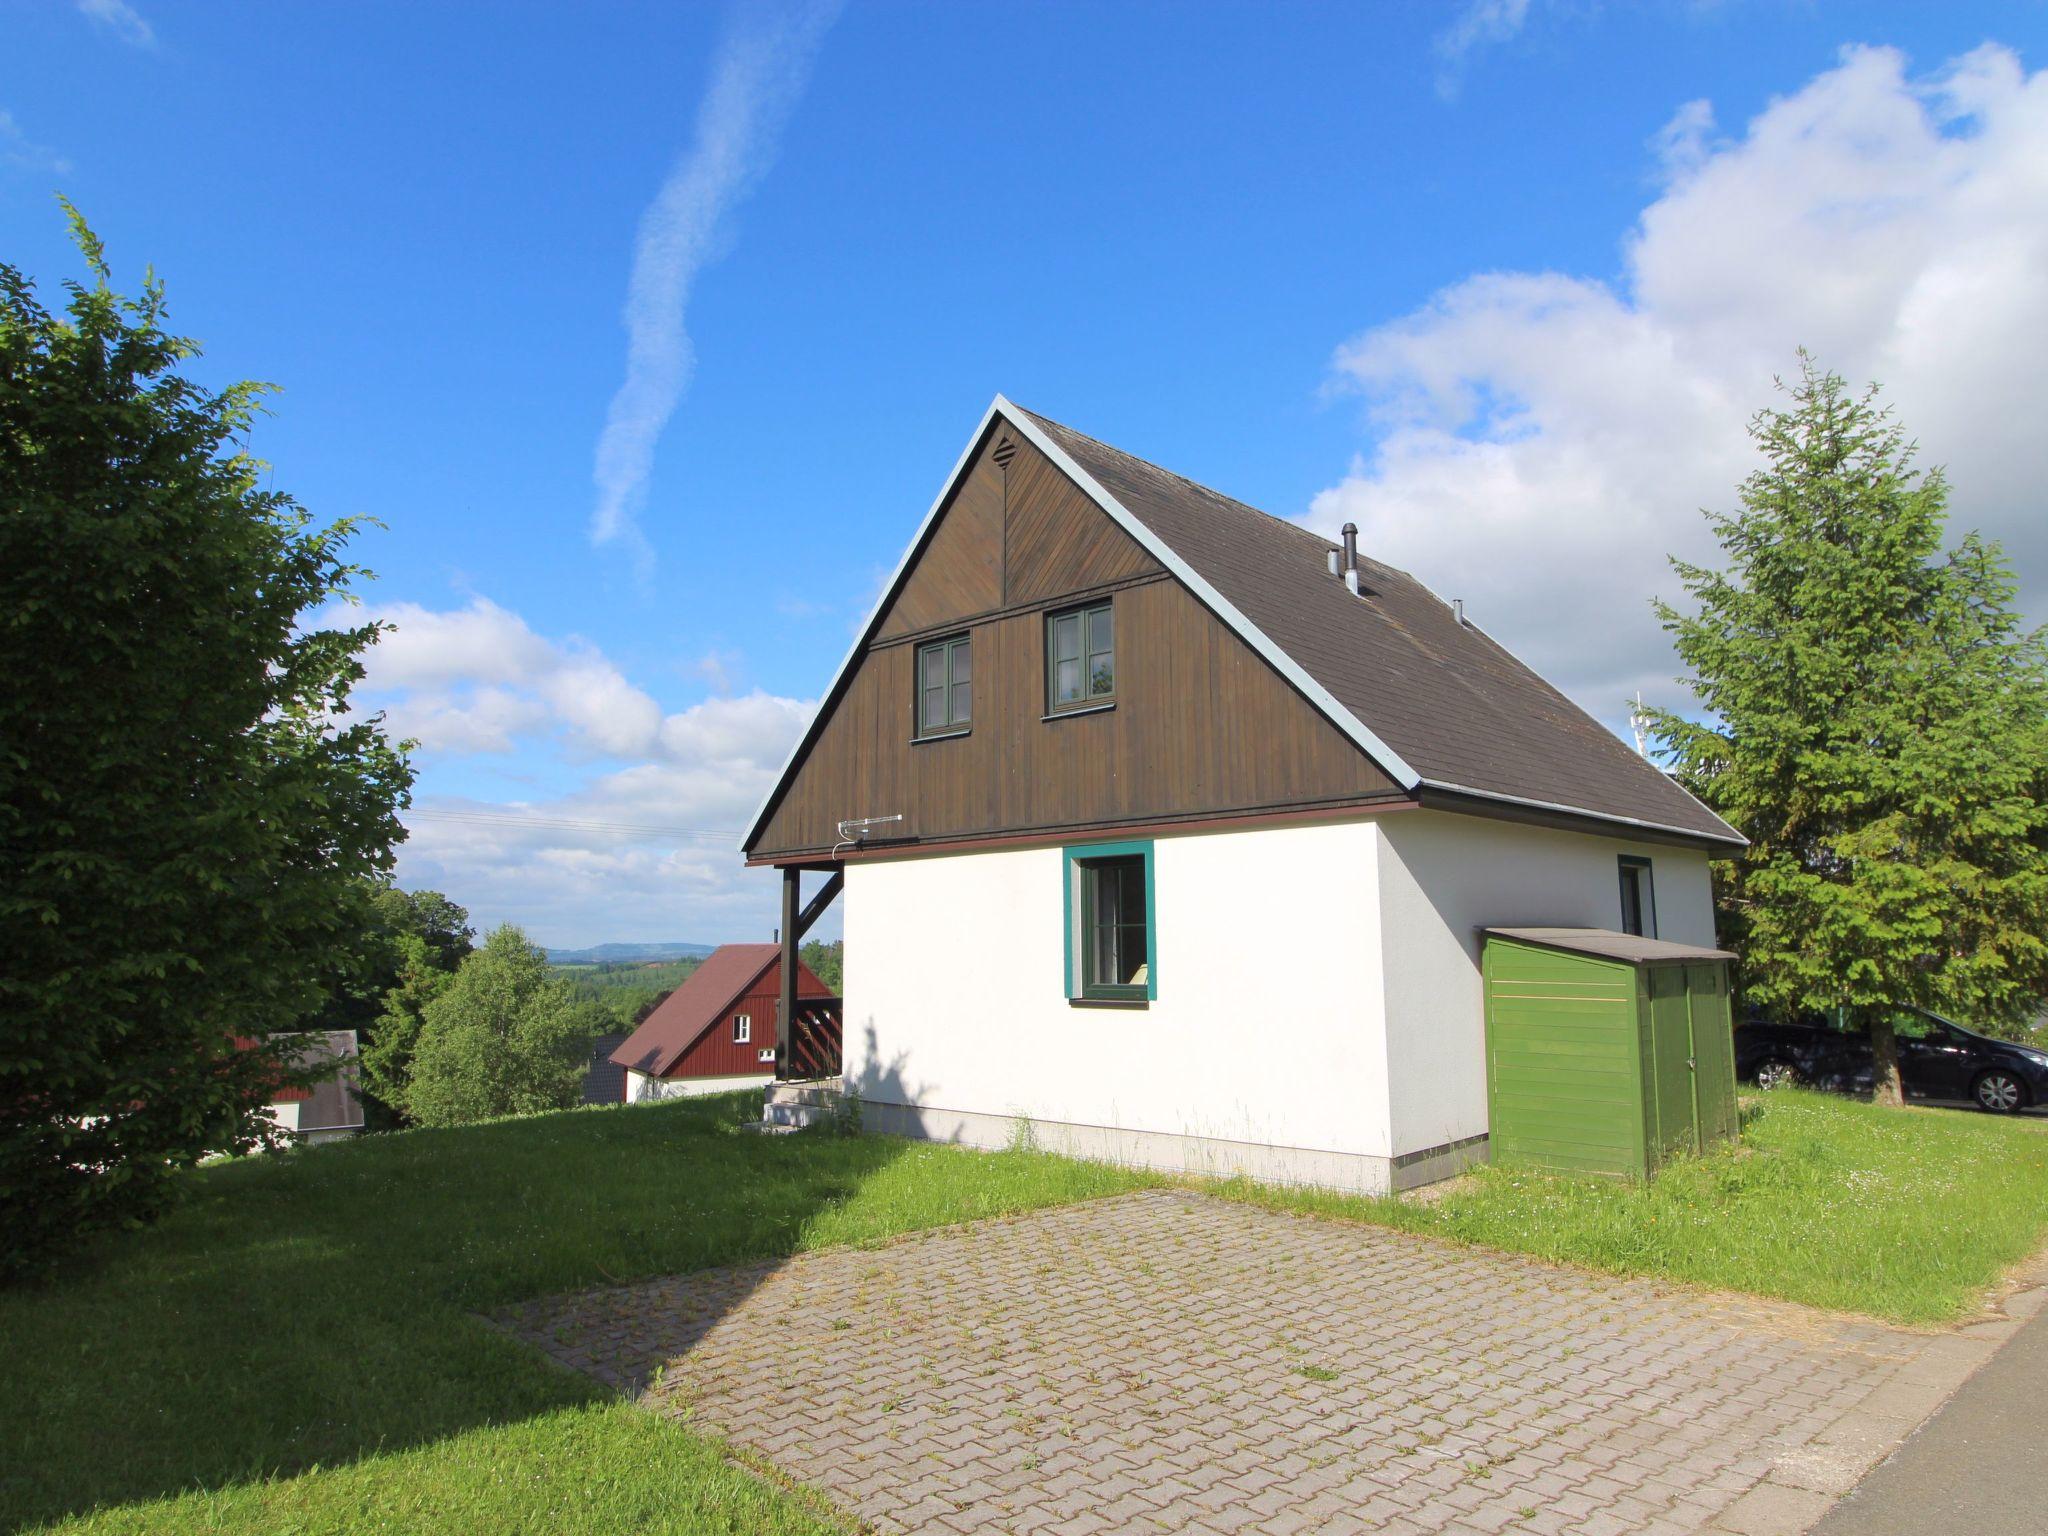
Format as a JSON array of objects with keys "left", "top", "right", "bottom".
[
  {"left": 356, "top": 933, "right": 454, "bottom": 1117},
  {"left": 800, "top": 938, "right": 844, "bottom": 994},
  {"left": 0, "top": 210, "right": 412, "bottom": 1272},
  {"left": 315, "top": 881, "right": 473, "bottom": 1124},
  {"left": 1648, "top": 356, "right": 2048, "bottom": 1102},
  {"left": 405, "top": 926, "right": 596, "bottom": 1127}
]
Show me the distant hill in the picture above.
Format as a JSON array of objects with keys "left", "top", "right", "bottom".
[{"left": 544, "top": 941, "right": 719, "bottom": 966}]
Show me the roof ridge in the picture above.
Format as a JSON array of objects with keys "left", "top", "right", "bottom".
[{"left": 1015, "top": 405, "right": 1337, "bottom": 553}]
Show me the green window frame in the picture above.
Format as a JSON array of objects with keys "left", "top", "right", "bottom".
[
  {"left": 1618, "top": 856, "right": 1657, "bottom": 939},
  {"left": 915, "top": 634, "right": 972, "bottom": 737},
  {"left": 1062, "top": 839, "right": 1156, "bottom": 1003},
  {"left": 1046, "top": 600, "right": 1115, "bottom": 714}
]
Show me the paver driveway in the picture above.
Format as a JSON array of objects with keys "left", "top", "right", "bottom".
[{"left": 494, "top": 1190, "right": 2001, "bottom": 1536}]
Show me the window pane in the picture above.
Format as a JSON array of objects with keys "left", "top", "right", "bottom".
[
  {"left": 950, "top": 680, "right": 971, "bottom": 724},
  {"left": 1056, "top": 657, "right": 1082, "bottom": 703},
  {"left": 921, "top": 646, "right": 945, "bottom": 690},
  {"left": 1115, "top": 925, "right": 1147, "bottom": 985},
  {"left": 950, "top": 640, "right": 971, "bottom": 683},
  {"left": 1053, "top": 613, "right": 1081, "bottom": 664},
  {"left": 1089, "top": 651, "right": 1114, "bottom": 698},
  {"left": 922, "top": 686, "right": 946, "bottom": 731},
  {"left": 1619, "top": 867, "right": 1643, "bottom": 936},
  {"left": 1089, "top": 604, "right": 1112, "bottom": 652}
]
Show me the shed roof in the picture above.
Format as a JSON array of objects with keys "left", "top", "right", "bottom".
[
  {"left": 1484, "top": 927, "right": 1736, "bottom": 966},
  {"left": 609, "top": 944, "right": 831, "bottom": 1078}
]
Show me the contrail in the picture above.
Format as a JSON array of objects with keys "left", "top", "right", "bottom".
[{"left": 590, "top": 0, "right": 841, "bottom": 568}]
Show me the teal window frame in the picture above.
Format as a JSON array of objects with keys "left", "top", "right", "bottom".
[
  {"left": 1062, "top": 839, "right": 1157, "bottom": 1003},
  {"left": 1045, "top": 600, "right": 1116, "bottom": 714},
  {"left": 914, "top": 633, "right": 972, "bottom": 737}
]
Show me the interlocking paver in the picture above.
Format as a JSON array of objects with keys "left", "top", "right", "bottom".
[{"left": 489, "top": 1189, "right": 1999, "bottom": 1535}]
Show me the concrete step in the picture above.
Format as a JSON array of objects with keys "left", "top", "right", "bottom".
[{"left": 760, "top": 1077, "right": 846, "bottom": 1132}]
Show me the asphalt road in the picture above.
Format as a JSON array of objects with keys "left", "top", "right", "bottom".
[{"left": 1812, "top": 1302, "right": 2046, "bottom": 1535}]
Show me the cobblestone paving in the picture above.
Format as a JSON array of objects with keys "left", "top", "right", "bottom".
[{"left": 492, "top": 1190, "right": 1980, "bottom": 1536}]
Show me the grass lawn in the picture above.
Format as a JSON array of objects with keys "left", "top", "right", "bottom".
[
  {"left": 8, "top": 1089, "right": 2046, "bottom": 1533},
  {"left": 0, "top": 1096, "right": 1158, "bottom": 1535},
  {"left": 1224, "top": 1088, "right": 2048, "bottom": 1325}
]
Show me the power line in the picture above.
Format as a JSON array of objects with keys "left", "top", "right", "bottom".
[{"left": 405, "top": 808, "right": 742, "bottom": 842}]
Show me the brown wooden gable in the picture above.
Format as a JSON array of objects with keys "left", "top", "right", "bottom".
[{"left": 746, "top": 413, "right": 1403, "bottom": 862}]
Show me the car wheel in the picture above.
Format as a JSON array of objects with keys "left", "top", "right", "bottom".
[
  {"left": 1973, "top": 1070, "right": 2027, "bottom": 1114},
  {"left": 1754, "top": 1058, "right": 1798, "bottom": 1090}
]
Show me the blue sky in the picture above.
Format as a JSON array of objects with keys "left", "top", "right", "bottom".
[{"left": 8, "top": 1, "right": 2047, "bottom": 945}]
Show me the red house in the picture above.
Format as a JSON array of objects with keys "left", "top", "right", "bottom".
[{"left": 610, "top": 944, "right": 835, "bottom": 1102}]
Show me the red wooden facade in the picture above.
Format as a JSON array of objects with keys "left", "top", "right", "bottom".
[{"left": 669, "top": 962, "right": 833, "bottom": 1079}]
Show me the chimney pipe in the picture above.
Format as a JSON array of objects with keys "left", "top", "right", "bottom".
[
  {"left": 1452, "top": 599, "right": 1465, "bottom": 626},
  {"left": 1327, "top": 549, "right": 1340, "bottom": 577},
  {"left": 1341, "top": 523, "right": 1360, "bottom": 595}
]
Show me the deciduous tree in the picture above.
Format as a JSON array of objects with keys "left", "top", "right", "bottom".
[
  {"left": 404, "top": 926, "right": 595, "bottom": 1127},
  {"left": 0, "top": 211, "right": 412, "bottom": 1273}
]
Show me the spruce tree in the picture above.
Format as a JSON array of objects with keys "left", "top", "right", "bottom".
[{"left": 1649, "top": 355, "right": 2048, "bottom": 1104}]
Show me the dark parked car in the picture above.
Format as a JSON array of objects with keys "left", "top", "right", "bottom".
[{"left": 1735, "top": 1006, "right": 2048, "bottom": 1112}]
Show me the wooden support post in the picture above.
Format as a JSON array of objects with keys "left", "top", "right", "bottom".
[{"left": 777, "top": 866, "right": 800, "bottom": 1080}]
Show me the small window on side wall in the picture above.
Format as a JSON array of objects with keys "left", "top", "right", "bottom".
[
  {"left": 915, "top": 634, "right": 972, "bottom": 737},
  {"left": 732, "top": 1013, "right": 751, "bottom": 1044},
  {"left": 1046, "top": 600, "right": 1114, "bottom": 713},
  {"left": 1618, "top": 857, "right": 1656, "bottom": 939},
  {"left": 1063, "top": 840, "right": 1155, "bottom": 1003}
]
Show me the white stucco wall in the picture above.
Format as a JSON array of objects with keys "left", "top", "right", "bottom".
[
  {"left": 840, "top": 808, "right": 1718, "bottom": 1186},
  {"left": 1372, "top": 810, "right": 1716, "bottom": 1158},
  {"left": 842, "top": 820, "right": 1394, "bottom": 1179},
  {"left": 624, "top": 1069, "right": 774, "bottom": 1104}
]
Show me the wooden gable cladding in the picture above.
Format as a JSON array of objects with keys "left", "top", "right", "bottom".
[
  {"left": 748, "top": 415, "right": 1404, "bottom": 861},
  {"left": 1002, "top": 435, "right": 1160, "bottom": 604},
  {"left": 873, "top": 425, "right": 1162, "bottom": 641},
  {"left": 874, "top": 438, "right": 1005, "bottom": 640}
]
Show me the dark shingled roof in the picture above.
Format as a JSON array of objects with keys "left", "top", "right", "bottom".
[
  {"left": 1485, "top": 927, "right": 1736, "bottom": 966},
  {"left": 610, "top": 945, "right": 830, "bottom": 1079},
  {"left": 1019, "top": 408, "right": 1741, "bottom": 847}
]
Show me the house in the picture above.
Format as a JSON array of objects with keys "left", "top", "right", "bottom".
[
  {"left": 261, "top": 1030, "right": 365, "bottom": 1145},
  {"left": 610, "top": 944, "right": 836, "bottom": 1103},
  {"left": 739, "top": 398, "right": 1743, "bottom": 1193}
]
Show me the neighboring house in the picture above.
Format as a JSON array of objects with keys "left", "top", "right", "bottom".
[
  {"left": 261, "top": 1030, "right": 366, "bottom": 1145},
  {"left": 582, "top": 1032, "right": 630, "bottom": 1104},
  {"left": 738, "top": 397, "right": 1744, "bottom": 1193},
  {"left": 610, "top": 944, "right": 834, "bottom": 1103}
]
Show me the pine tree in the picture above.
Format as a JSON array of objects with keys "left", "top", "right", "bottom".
[{"left": 1648, "top": 356, "right": 2048, "bottom": 1104}]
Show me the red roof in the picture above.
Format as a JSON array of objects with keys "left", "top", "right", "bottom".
[{"left": 609, "top": 944, "right": 831, "bottom": 1078}]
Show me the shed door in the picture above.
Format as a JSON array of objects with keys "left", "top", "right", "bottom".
[
  {"left": 1686, "top": 963, "right": 1738, "bottom": 1143},
  {"left": 1647, "top": 967, "right": 1700, "bottom": 1160}
]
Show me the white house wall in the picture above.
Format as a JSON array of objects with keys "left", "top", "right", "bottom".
[
  {"left": 842, "top": 819, "right": 1398, "bottom": 1189},
  {"left": 625, "top": 1069, "right": 774, "bottom": 1104},
  {"left": 1371, "top": 810, "right": 1716, "bottom": 1160}
]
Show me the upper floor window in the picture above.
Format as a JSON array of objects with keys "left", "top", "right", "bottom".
[
  {"left": 1047, "top": 600, "right": 1114, "bottom": 714},
  {"left": 1618, "top": 857, "right": 1657, "bottom": 938},
  {"left": 916, "top": 634, "right": 971, "bottom": 736},
  {"left": 732, "top": 1013, "right": 752, "bottom": 1044}
]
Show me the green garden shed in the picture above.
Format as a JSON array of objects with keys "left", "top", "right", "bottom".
[{"left": 1482, "top": 928, "right": 1740, "bottom": 1179}]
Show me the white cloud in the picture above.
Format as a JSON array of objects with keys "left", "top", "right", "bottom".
[
  {"left": 1434, "top": 0, "right": 1531, "bottom": 99},
  {"left": 77, "top": 0, "right": 154, "bottom": 48},
  {"left": 0, "top": 109, "right": 72, "bottom": 174},
  {"left": 1310, "top": 42, "right": 2048, "bottom": 727},
  {"left": 590, "top": 0, "right": 841, "bottom": 568},
  {"left": 321, "top": 596, "right": 819, "bottom": 946}
]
